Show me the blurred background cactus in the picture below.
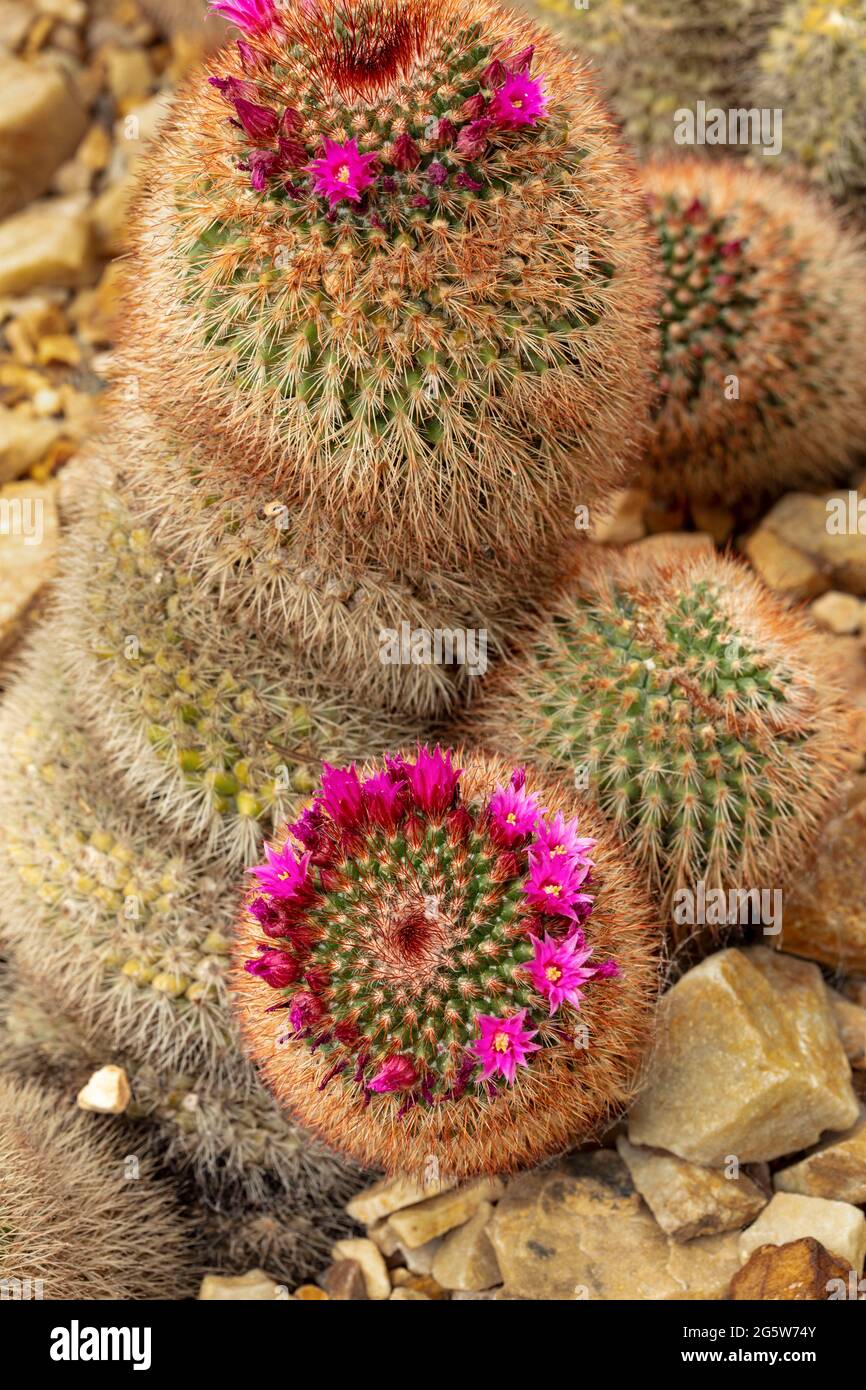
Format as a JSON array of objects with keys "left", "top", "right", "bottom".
[
  {"left": 755, "top": 0, "right": 866, "bottom": 206},
  {"left": 467, "top": 545, "right": 855, "bottom": 948}
]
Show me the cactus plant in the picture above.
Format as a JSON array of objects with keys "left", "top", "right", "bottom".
[
  {"left": 124, "top": 0, "right": 657, "bottom": 584},
  {"left": 640, "top": 158, "right": 866, "bottom": 512},
  {"left": 466, "top": 545, "right": 854, "bottom": 944},
  {"left": 0, "top": 1074, "right": 194, "bottom": 1300},
  {"left": 233, "top": 744, "right": 660, "bottom": 1178},
  {"left": 755, "top": 0, "right": 866, "bottom": 206}
]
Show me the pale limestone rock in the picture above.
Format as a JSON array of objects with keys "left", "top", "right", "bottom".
[
  {"left": 199, "top": 1270, "right": 288, "bottom": 1300},
  {"left": 76, "top": 1064, "right": 131, "bottom": 1114},
  {"left": 740, "top": 1194, "right": 866, "bottom": 1275},
  {"left": 826, "top": 987, "right": 866, "bottom": 1069},
  {"left": 730, "top": 1238, "right": 853, "bottom": 1300},
  {"left": 0, "top": 197, "right": 92, "bottom": 295},
  {"left": 0, "top": 2, "right": 31, "bottom": 50},
  {"left": 105, "top": 48, "right": 153, "bottom": 105},
  {"left": 0, "top": 478, "right": 57, "bottom": 656},
  {"left": 0, "top": 57, "right": 86, "bottom": 218},
  {"left": 487, "top": 1152, "right": 741, "bottom": 1300},
  {"left": 779, "top": 800, "right": 866, "bottom": 973},
  {"left": 592, "top": 487, "right": 648, "bottom": 545},
  {"left": 396, "top": 1235, "right": 442, "bottom": 1275},
  {"left": 346, "top": 1172, "right": 455, "bottom": 1226},
  {"left": 760, "top": 491, "right": 866, "bottom": 596},
  {"left": 331, "top": 1237, "right": 391, "bottom": 1300},
  {"left": 0, "top": 414, "right": 63, "bottom": 483},
  {"left": 628, "top": 948, "right": 859, "bottom": 1165},
  {"left": 386, "top": 1178, "right": 504, "bottom": 1249},
  {"left": 742, "top": 525, "right": 828, "bottom": 599},
  {"left": 616, "top": 1137, "right": 766, "bottom": 1241},
  {"left": 389, "top": 1288, "right": 431, "bottom": 1300},
  {"left": 90, "top": 174, "right": 136, "bottom": 258},
  {"left": 811, "top": 591, "right": 864, "bottom": 636},
  {"left": 431, "top": 1201, "right": 501, "bottom": 1291},
  {"left": 633, "top": 531, "right": 715, "bottom": 561},
  {"left": 775, "top": 1111, "right": 866, "bottom": 1205}
]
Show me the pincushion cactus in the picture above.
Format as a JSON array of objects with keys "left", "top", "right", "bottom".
[
  {"left": 0, "top": 1074, "right": 194, "bottom": 1300},
  {"left": 755, "top": 0, "right": 866, "bottom": 206},
  {"left": 640, "top": 159, "right": 866, "bottom": 512},
  {"left": 467, "top": 545, "right": 854, "bottom": 944},
  {"left": 234, "top": 745, "right": 660, "bottom": 1178},
  {"left": 124, "top": 0, "right": 657, "bottom": 584}
]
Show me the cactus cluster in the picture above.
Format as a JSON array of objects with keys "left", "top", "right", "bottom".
[
  {"left": 467, "top": 546, "right": 853, "bottom": 944},
  {"left": 755, "top": 0, "right": 866, "bottom": 206},
  {"left": 0, "top": 1074, "right": 194, "bottom": 1301},
  {"left": 641, "top": 159, "right": 866, "bottom": 511},
  {"left": 234, "top": 745, "right": 660, "bottom": 1177}
]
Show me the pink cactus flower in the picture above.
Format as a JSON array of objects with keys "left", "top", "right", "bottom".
[
  {"left": 534, "top": 812, "right": 596, "bottom": 865},
  {"left": 524, "top": 848, "right": 592, "bottom": 921},
  {"left": 489, "top": 72, "right": 547, "bottom": 128},
  {"left": 247, "top": 841, "right": 311, "bottom": 900},
  {"left": 317, "top": 762, "right": 364, "bottom": 828},
  {"left": 244, "top": 946, "right": 299, "bottom": 988},
  {"left": 470, "top": 1010, "right": 539, "bottom": 1084},
  {"left": 527, "top": 929, "right": 617, "bottom": 1015},
  {"left": 248, "top": 148, "right": 281, "bottom": 190},
  {"left": 488, "top": 780, "right": 545, "bottom": 847},
  {"left": 208, "top": 0, "right": 277, "bottom": 36},
  {"left": 402, "top": 745, "right": 462, "bottom": 814},
  {"left": 308, "top": 138, "right": 378, "bottom": 205},
  {"left": 368, "top": 1054, "right": 418, "bottom": 1093},
  {"left": 289, "top": 990, "right": 325, "bottom": 1033},
  {"left": 362, "top": 769, "right": 406, "bottom": 827}
]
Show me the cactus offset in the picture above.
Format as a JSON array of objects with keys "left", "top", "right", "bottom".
[
  {"left": 234, "top": 745, "right": 660, "bottom": 1178},
  {"left": 756, "top": 0, "right": 866, "bottom": 206},
  {"left": 466, "top": 546, "right": 854, "bottom": 945},
  {"left": 0, "top": 1074, "right": 194, "bottom": 1300},
  {"left": 641, "top": 159, "right": 866, "bottom": 512},
  {"left": 124, "top": 0, "right": 656, "bottom": 581}
]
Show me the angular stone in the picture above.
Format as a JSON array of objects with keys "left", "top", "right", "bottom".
[
  {"left": 431, "top": 1201, "right": 501, "bottom": 1291},
  {"left": 592, "top": 487, "right": 647, "bottom": 545},
  {"left": 396, "top": 1235, "right": 442, "bottom": 1275},
  {"left": 779, "top": 800, "right": 866, "bottom": 973},
  {"left": 0, "top": 478, "right": 58, "bottom": 655},
  {"left": 730, "top": 1238, "right": 854, "bottom": 1301},
  {"left": 616, "top": 1137, "right": 767, "bottom": 1241},
  {"left": 740, "top": 1194, "right": 866, "bottom": 1275},
  {"left": 811, "top": 591, "right": 864, "bottom": 636},
  {"left": 742, "top": 526, "right": 828, "bottom": 599},
  {"left": 488, "top": 1151, "right": 741, "bottom": 1301},
  {"left": 0, "top": 57, "right": 87, "bottom": 218},
  {"left": 628, "top": 948, "right": 859, "bottom": 1165},
  {"left": 762, "top": 491, "right": 866, "bottom": 596},
  {"left": 826, "top": 987, "right": 866, "bottom": 1070},
  {"left": 389, "top": 1288, "right": 431, "bottom": 1300},
  {"left": 774, "top": 1111, "right": 866, "bottom": 1206},
  {"left": 320, "top": 1260, "right": 368, "bottom": 1301},
  {"left": 0, "top": 197, "right": 92, "bottom": 295},
  {"left": 346, "top": 1172, "right": 455, "bottom": 1226},
  {"left": 0, "top": 414, "right": 63, "bottom": 483},
  {"left": 634, "top": 531, "right": 715, "bottom": 562},
  {"left": 390, "top": 1270, "right": 447, "bottom": 1298},
  {"left": 331, "top": 1237, "right": 391, "bottom": 1300},
  {"left": 198, "top": 1269, "right": 287, "bottom": 1300},
  {"left": 293, "top": 1284, "right": 327, "bottom": 1300},
  {"left": 386, "top": 1178, "right": 504, "bottom": 1250},
  {"left": 76, "top": 1064, "right": 130, "bottom": 1114}
]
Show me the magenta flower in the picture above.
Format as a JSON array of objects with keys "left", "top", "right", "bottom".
[
  {"left": 317, "top": 762, "right": 363, "bottom": 828},
  {"left": 208, "top": 0, "right": 277, "bottom": 36},
  {"left": 524, "top": 849, "right": 592, "bottom": 921},
  {"left": 368, "top": 1054, "right": 418, "bottom": 1094},
  {"left": 289, "top": 990, "right": 325, "bottom": 1034},
  {"left": 248, "top": 148, "right": 281, "bottom": 190},
  {"left": 286, "top": 804, "right": 324, "bottom": 852},
  {"left": 232, "top": 96, "right": 279, "bottom": 142},
  {"left": 402, "top": 745, "right": 462, "bottom": 814},
  {"left": 489, "top": 72, "right": 547, "bottom": 128},
  {"left": 488, "top": 780, "right": 544, "bottom": 847},
  {"left": 534, "top": 812, "right": 596, "bottom": 865},
  {"left": 244, "top": 946, "right": 299, "bottom": 989},
  {"left": 307, "top": 139, "right": 378, "bottom": 205},
  {"left": 527, "top": 930, "right": 616, "bottom": 1015},
  {"left": 247, "top": 841, "right": 311, "bottom": 900},
  {"left": 362, "top": 769, "right": 406, "bottom": 827},
  {"left": 455, "top": 117, "right": 493, "bottom": 158},
  {"left": 470, "top": 1010, "right": 539, "bottom": 1085}
]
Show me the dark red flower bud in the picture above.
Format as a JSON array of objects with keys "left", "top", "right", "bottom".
[
  {"left": 233, "top": 97, "right": 279, "bottom": 142},
  {"left": 392, "top": 131, "right": 420, "bottom": 170}
]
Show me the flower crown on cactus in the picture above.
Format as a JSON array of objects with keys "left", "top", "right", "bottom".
[{"left": 233, "top": 746, "right": 660, "bottom": 1176}]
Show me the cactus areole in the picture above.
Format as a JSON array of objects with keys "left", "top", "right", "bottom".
[{"left": 234, "top": 747, "right": 660, "bottom": 1176}]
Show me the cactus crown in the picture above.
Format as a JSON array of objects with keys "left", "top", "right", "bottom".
[{"left": 239, "top": 745, "right": 620, "bottom": 1110}]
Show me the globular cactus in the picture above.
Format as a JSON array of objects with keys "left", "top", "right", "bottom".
[
  {"left": 641, "top": 159, "right": 866, "bottom": 512},
  {"left": 755, "top": 0, "right": 866, "bottom": 206},
  {"left": 517, "top": 0, "right": 779, "bottom": 153},
  {"left": 467, "top": 545, "right": 854, "bottom": 945},
  {"left": 123, "top": 0, "right": 657, "bottom": 587},
  {"left": 234, "top": 744, "right": 660, "bottom": 1178},
  {"left": 58, "top": 459, "right": 419, "bottom": 862},
  {"left": 0, "top": 1074, "right": 194, "bottom": 1301}
]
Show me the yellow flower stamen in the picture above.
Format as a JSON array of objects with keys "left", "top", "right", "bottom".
[
  {"left": 336, "top": 164, "right": 351, "bottom": 183},
  {"left": 506, "top": 812, "right": 517, "bottom": 824},
  {"left": 543, "top": 883, "right": 561, "bottom": 897},
  {"left": 492, "top": 1031, "right": 510, "bottom": 1053},
  {"left": 545, "top": 965, "right": 562, "bottom": 983}
]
